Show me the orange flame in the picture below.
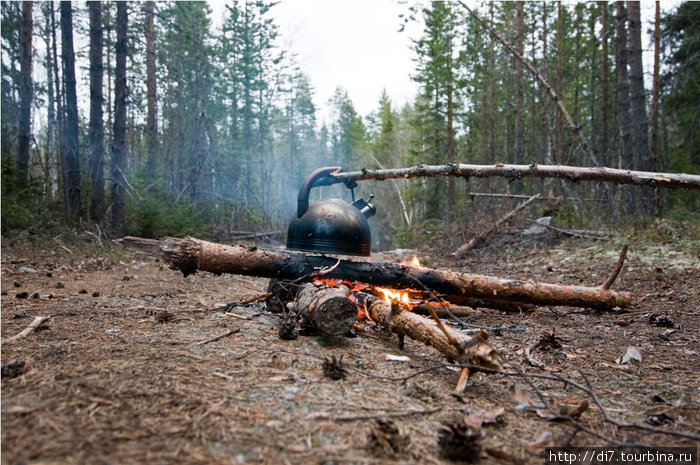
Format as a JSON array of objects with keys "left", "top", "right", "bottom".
[{"left": 374, "top": 286, "right": 412, "bottom": 306}]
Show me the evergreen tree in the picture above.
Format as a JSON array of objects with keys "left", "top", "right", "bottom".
[{"left": 410, "top": 1, "right": 462, "bottom": 218}]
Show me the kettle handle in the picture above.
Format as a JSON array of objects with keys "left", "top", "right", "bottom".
[{"left": 297, "top": 166, "right": 343, "bottom": 218}]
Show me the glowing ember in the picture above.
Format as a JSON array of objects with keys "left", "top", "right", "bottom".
[{"left": 412, "top": 256, "right": 421, "bottom": 267}]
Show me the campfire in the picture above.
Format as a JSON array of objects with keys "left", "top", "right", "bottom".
[{"left": 119, "top": 233, "right": 631, "bottom": 393}]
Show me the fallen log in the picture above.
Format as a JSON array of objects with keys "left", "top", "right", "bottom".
[
  {"left": 118, "top": 236, "right": 631, "bottom": 310},
  {"left": 292, "top": 282, "right": 357, "bottom": 336},
  {"left": 331, "top": 163, "right": 700, "bottom": 191}
]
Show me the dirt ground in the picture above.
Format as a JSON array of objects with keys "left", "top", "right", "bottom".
[{"left": 2, "top": 226, "right": 699, "bottom": 464}]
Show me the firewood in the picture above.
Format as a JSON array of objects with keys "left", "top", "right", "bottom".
[
  {"left": 118, "top": 236, "right": 632, "bottom": 310},
  {"left": 353, "top": 292, "right": 502, "bottom": 373},
  {"left": 356, "top": 292, "right": 501, "bottom": 392},
  {"left": 292, "top": 282, "right": 357, "bottom": 336}
]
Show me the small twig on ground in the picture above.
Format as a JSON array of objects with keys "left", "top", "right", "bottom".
[
  {"left": 524, "top": 339, "right": 545, "bottom": 369},
  {"left": 225, "top": 312, "right": 251, "bottom": 320},
  {"left": 195, "top": 328, "right": 240, "bottom": 346},
  {"left": 3, "top": 316, "right": 51, "bottom": 345},
  {"left": 310, "top": 406, "right": 443, "bottom": 423},
  {"left": 424, "top": 302, "right": 461, "bottom": 349},
  {"left": 600, "top": 245, "right": 629, "bottom": 290}
]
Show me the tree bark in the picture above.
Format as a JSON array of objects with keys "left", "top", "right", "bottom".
[
  {"left": 650, "top": 1, "right": 661, "bottom": 159},
  {"left": 627, "top": 0, "right": 656, "bottom": 216},
  {"left": 145, "top": 1, "right": 158, "bottom": 176},
  {"left": 111, "top": 2, "right": 128, "bottom": 236},
  {"left": 332, "top": 163, "right": 700, "bottom": 191},
  {"left": 60, "top": 1, "right": 81, "bottom": 223},
  {"left": 513, "top": 1, "right": 525, "bottom": 195},
  {"left": 88, "top": 1, "right": 105, "bottom": 222},
  {"left": 17, "top": 1, "right": 33, "bottom": 185},
  {"left": 119, "top": 236, "right": 633, "bottom": 310},
  {"left": 615, "top": 1, "right": 635, "bottom": 214},
  {"left": 292, "top": 283, "right": 357, "bottom": 336}
]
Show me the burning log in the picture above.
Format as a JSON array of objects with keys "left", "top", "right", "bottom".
[
  {"left": 292, "top": 282, "right": 357, "bottom": 336},
  {"left": 118, "top": 236, "right": 631, "bottom": 310},
  {"left": 354, "top": 292, "right": 502, "bottom": 390}
]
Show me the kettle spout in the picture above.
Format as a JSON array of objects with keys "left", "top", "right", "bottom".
[{"left": 353, "top": 195, "right": 376, "bottom": 219}]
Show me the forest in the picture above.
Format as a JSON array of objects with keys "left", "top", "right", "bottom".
[
  {"left": 2, "top": 3, "right": 700, "bottom": 463},
  {"left": 2, "top": 1, "right": 699, "bottom": 248}
]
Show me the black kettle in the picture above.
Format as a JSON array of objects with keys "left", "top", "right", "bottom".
[{"left": 286, "top": 167, "right": 376, "bottom": 256}]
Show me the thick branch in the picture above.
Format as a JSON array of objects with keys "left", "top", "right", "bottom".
[
  {"left": 354, "top": 292, "right": 502, "bottom": 371},
  {"left": 119, "top": 236, "right": 632, "bottom": 310},
  {"left": 331, "top": 163, "right": 700, "bottom": 191}
]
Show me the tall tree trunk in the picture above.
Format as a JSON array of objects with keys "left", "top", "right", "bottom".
[
  {"left": 649, "top": 1, "right": 661, "bottom": 163},
  {"left": 145, "top": 1, "right": 158, "bottom": 176},
  {"left": 600, "top": 2, "right": 618, "bottom": 222},
  {"left": 555, "top": 2, "right": 564, "bottom": 166},
  {"left": 111, "top": 2, "right": 128, "bottom": 236},
  {"left": 43, "top": 3, "right": 57, "bottom": 199},
  {"left": 446, "top": 56, "right": 456, "bottom": 216},
  {"left": 614, "top": 1, "right": 635, "bottom": 216},
  {"left": 51, "top": 2, "right": 64, "bottom": 201},
  {"left": 600, "top": 2, "right": 610, "bottom": 166},
  {"left": 513, "top": 1, "right": 524, "bottom": 195},
  {"left": 627, "top": 0, "right": 655, "bottom": 216},
  {"left": 17, "top": 1, "right": 33, "bottom": 185},
  {"left": 88, "top": 1, "right": 105, "bottom": 222},
  {"left": 487, "top": 3, "right": 495, "bottom": 164},
  {"left": 60, "top": 1, "right": 81, "bottom": 223}
]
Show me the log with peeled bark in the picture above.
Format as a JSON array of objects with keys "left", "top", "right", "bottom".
[
  {"left": 291, "top": 282, "right": 357, "bottom": 336},
  {"left": 118, "top": 236, "right": 631, "bottom": 310},
  {"left": 330, "top": 163, "right": 700, "bottom": 191}
]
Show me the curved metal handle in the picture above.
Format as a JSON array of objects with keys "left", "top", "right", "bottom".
[{"left": 296, "top": 166, "right": 343, "bottom": 218}]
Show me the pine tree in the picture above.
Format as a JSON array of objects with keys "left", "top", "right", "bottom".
[
  {"left": 60, "top": 1, "right": 81, "bottom": 224},
  {"left": 88, "top": 1, "right": 105, "bottom": 222},
  {"left": 411, "top": 1, "right": 462, "bottom": 219},
  {"left": 111, "top": 1, "right": 128, "bottom": 235}
]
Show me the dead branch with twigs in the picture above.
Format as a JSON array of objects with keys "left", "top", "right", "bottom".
[
  {"left": 454, "top": 193, "right": 540, "bottom": 257},
  {"left": 331, "top": 163, "right": 700, "bottom": 191}
]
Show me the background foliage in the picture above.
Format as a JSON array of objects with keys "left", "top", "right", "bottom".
[{"left": 2, "top": 1, "right": 698, "bottom": 248}]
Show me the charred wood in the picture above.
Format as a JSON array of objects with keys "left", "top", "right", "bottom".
[{"left": 119, "top": 236, "right": 632, "bottom": 310}]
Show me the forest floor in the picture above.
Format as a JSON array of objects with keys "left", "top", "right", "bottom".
[{"left": 1, "top": 221, "right": 699, "bottom": 465}]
